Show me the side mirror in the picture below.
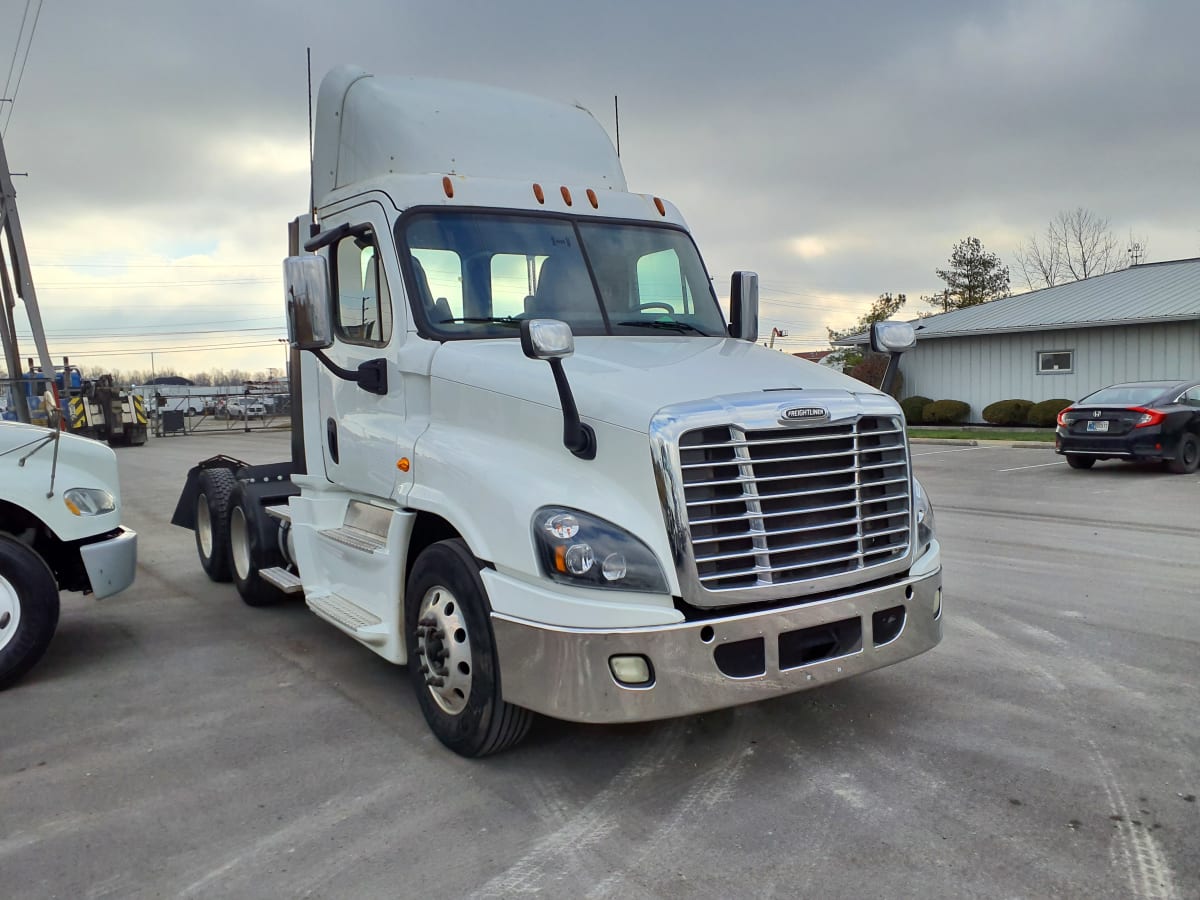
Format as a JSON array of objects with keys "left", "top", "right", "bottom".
[
  {"left": 870, "top": 320, "right": 917, "bottom": 354},
  {"left": 284, "top": 255, "right": 333, "bottom": 351},
  {"left": 519, "top": 319, "right": 594, "bottom": 460},
  {"left": 728, "top": 271, "right": 759, "bottom": 342},
  {"left": 41, "top": 390, "right": 60, "bottom": 430}
]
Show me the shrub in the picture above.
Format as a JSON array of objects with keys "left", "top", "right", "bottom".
[
  {"left": 900, "top": 395, "right": 933, "bottom": 424},
  {"left": 922, "top": 399, "right": 971, "bottom": 425},
  {"left": 1028, "top": 398, "right": 1073, "bottom": 427},
  {"left": 982, "top": 399, "right": 1034, "bottom": 426},
  {"left": 847, "top": 354, "right": 904, "bottom": 399}
]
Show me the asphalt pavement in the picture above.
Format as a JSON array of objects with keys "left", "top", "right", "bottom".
[{"left": 2, "top": 430, "right": 1196, "bottom": 899}]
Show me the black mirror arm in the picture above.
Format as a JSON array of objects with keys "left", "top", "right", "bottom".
[
  {"left": 548, "top": 358, "right": 596, "bottom": 460},
  {"left": 311, "top": 349, "right": 388, "bottom": 396},
  {"left": 880, "top": 351, "right": 903, "bottom": 396}
]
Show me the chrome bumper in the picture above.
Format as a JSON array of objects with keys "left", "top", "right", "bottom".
[
  {"left": 79, "top": 527, "right": 138, "bottom": 600},
  {"left": 492, "top": 569, "right": 942, "bottom": 724}
]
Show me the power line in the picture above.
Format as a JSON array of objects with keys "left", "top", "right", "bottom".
[
  {"left": 63, "top": 339, "right": 284, "bottom": 358},
  {"left": 1, "top": 0, "right": 43, "bottom": 135},
  {"left": 30, "top": 262, "right": 278, "bottom": 269},
  {"left": 34, "top": 277, "right": 277, "bottom": 289}
]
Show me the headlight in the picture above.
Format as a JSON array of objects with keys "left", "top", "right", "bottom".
[
  {"left": 532, "top": 507, "right": 668, "bottom": 593},
  {"left": 64, "top": 487, "right": 116, "bottom": 516},
  {"left": 913, "top": 477, "right": 936, "bottom": 549}
]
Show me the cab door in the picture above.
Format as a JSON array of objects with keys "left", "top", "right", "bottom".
[{"left": 315, "top": 202, "right": 405, "bottom": 498}]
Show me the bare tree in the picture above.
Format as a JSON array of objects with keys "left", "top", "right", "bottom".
[{"left": 1015, "top": 207, "right": 1124, "bottom": 290}]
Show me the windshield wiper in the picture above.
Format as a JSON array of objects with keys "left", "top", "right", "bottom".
[
  {"left": 435, "top": 316, "right": 522, "bottom": 327},
  {"left": 618, "top": 319, "right": 709, "bottom": 335}
]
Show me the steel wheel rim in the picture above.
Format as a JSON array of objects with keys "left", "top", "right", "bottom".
[
  {"left": 197, "top": 494, "right": 214, "bottom": 558},
  {"left": 230, "top": 506, "right": 251, "bottom": 581},
  {"left": 1185, "top": 439, "right": 1198, "bottom": 467},
  {"left": 0, "top": 574, "right": 22, "bottom": 653},
  {"left": 416, "top": 585, "right": 473, "bottom": 715}
]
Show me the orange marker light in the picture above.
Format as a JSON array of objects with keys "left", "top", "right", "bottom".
[
  {"left": 397, "top": 458, "right": 411, "bottom": 472},
  {"left": 554, "top": 545, "right": 568, "bottom": 573},
  {"left": 560, "top": 186, "right": 573, "bottom": 206},
  {"left": 442, "top": 176, "right": 454, "bottom": 198},
  {"left": 653, "top": 197, "right": 666, "bottom": 216},
  {"left": 586, "top": 188, "right": 598, "bottom": 209},
  {"left": 533, "top": 183, "right": 545, "bottom": 204}
]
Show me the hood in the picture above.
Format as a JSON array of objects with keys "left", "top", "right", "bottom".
[{"left": 430, "top": 336, "right": 885, "bottom": 432}]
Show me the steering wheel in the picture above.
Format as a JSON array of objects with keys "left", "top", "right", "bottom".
[{"left": 637, "top": 302, "right": 675, "bottom": 313}]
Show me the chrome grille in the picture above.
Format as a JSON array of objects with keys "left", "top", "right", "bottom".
[{"left": 678, "top": 416, "right": 910, "bottom": 592}]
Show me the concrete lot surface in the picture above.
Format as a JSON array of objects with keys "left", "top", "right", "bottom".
[{"left": 2, "top": 431, "right": 1197, "bottom": 899}]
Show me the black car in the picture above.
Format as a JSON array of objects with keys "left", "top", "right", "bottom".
[{"left": 1055, "top": 380, "right": 1200, "bottom": 473}]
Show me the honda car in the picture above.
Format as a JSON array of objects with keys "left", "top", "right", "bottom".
[{"left": 1056, "top": 380, "right": 1200, "bottom": 473}]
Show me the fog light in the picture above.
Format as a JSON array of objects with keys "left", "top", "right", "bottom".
[{"left": 609, "top": 655, "right": 652, "bottom": 685}]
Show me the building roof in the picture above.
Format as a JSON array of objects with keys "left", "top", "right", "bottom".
[{"left": 837, "top": 257, "right": 1200, "bottom": 344}]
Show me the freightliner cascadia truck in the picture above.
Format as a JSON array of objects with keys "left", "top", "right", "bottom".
[{"left": 173, "top": 66, "right": 941, "bottom": 756}]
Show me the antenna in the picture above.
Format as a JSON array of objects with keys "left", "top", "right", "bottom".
[
  {"left": 1127, "top": 241, "right": 1144, "bottom": 266},
  {"left": 614, "top": 95, "right": 620, "bottom": 157},
  {"left": 307, "top": 48, "right": 314, "bottom": 222}
]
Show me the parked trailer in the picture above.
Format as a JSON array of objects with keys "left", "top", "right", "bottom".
[{"left": 174, "top": 66, "right": 941, "bottom": 756}]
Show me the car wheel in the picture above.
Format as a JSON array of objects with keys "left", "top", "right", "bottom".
[
  {"left": 0, "top": 536, "right": 60, "bottom": 690},
  {"left": 1167, "top": 433, "right": 1199, "bottom": 474},
  {"left": 405, "top": 539, "right": 533, "bottom": 757},
  {"left": 196, "top": 468, "right": 237, "bottom": 581},
  {"left": 1065, "top": 454, "right": 1095, "bottom": 470}
]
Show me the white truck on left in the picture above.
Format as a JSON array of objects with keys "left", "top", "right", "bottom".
[
  {"left": 0, "top": 401, "right": 137, "bottom": 688},
  {"left": 0, "top": 130, "right": 137, "bottom": 688}
]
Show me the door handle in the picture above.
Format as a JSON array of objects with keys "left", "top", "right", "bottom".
[{"left": 326, "top": 417, "right": 339, "bottom": 464}]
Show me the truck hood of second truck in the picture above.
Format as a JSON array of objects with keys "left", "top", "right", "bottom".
[{"left": 430, "top": 336, "right": 887, "bottom": 433}]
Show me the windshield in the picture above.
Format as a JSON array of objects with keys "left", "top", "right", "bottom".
[
  {"left": 399, "top": 211, "right": 727, "bottom": 339},
  {"left": 1080, "top": 383, "right": 1175, "bottom": 406}
]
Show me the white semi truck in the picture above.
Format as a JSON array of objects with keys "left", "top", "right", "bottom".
[{"left": 173, "top": 66, "right": 941, "bottom": 756}]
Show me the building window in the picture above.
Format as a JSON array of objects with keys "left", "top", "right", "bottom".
[{"left": 1037, "top": 350, "right": 1073, "bottom": 374}]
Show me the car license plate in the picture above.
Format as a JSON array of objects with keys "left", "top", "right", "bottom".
[{"left": 1087, "top": 420, "right": 1109, "bottom": 432}]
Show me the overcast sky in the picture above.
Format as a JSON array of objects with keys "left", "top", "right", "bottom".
[{"left": 1, "top": 0, "right": 1196, "bottom": 378}]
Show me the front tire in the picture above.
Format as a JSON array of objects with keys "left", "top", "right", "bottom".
[
  {"left": 1066, "top": 454, "right": 1095, "bottom": 470},
  {"left": 228, "top": 484, "right": 286, "bottom": 607},
  {"left": 1167, "top": 433, "right": 1199, "bottom": 474},
  {"left": 0, "top": 536, "right": 60, "bottom": 690},
  {"left": 405, "top": 539, "right": 533, "bottom": 757},
  {"left": 196, "top": 468, "right": 236, "bottom": 581}
]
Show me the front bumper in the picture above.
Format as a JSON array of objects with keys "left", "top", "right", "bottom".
[
  {"left": 492, "top": 567, "right": 942, "bottom": 724},
  {"left": 79, "top": 527, "right": 138, "bottom": 599}
]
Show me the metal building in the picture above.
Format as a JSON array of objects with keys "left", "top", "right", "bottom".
[{"left": 857, "top": 257, "right": 1200, "bottom": 419}]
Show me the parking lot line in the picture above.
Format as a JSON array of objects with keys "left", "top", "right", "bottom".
[
  {"left": 997, "top": 460, "right": 1067, "bottom": 472},
  {"left": 910, "top": 446, "right": 988, "bottom": 456}
]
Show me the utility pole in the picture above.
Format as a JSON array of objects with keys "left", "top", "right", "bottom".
[{"left": 1, "top": 129, "right": 56, "bottom": 423}]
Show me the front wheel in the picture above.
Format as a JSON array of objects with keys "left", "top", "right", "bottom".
[
  {"left": 1167, "top": 433, "right": 1199, "bottom": 474},
  {"left": 405, "top": 539, "right": 533, "bottom": 757},
  {"left": 0, "top": 536, "right": 60, "bottom": 690},
  {"left": 1065, "top": 454, "right": 1095, "bottom": 470}
]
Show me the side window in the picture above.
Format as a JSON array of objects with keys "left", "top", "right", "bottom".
[
  {"left": 333, "top": 231, "right": 392, "bottom": 345},
  {"left": 411, "top": 248, "right": 464, "bottom": 323},
  {"left": 1183, "top": 387, "right": 1200, "bottom": 407},
  {"left": 636, "top": 249, "right": 692, "bottom": 314},
  {"left": 1037, "top": 350, "right": 1073, "bottom": 374}
]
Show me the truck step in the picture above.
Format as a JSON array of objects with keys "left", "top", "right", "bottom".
[
  {"left": 308, "top": 593, "right": 387, "bottom": 645},
  {"left": 318, "top": 525, "right": 386, "bottom": 553},
  {"left": 259, "top": 566, "right": 303, "bottom": 594},
  {"left": 264, "top": 504, "right": 292, "bottom": 523}
]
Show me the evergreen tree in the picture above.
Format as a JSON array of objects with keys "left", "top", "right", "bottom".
[{"left": 924, "top": 237, "right": 1009, "bottom": 312}]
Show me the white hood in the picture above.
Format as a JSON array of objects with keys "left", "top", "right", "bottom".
[{"left": 430, "top": 336, "right": 883, "bottom": 432}]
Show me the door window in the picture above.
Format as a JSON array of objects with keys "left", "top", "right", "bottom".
[{"left": 333, "top": 230, "right": 392, "bottom": 346}]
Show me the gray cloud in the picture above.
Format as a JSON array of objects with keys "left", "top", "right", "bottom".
[{"left": 2, "top": 0, "right": 1194, "bottom": 366}]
